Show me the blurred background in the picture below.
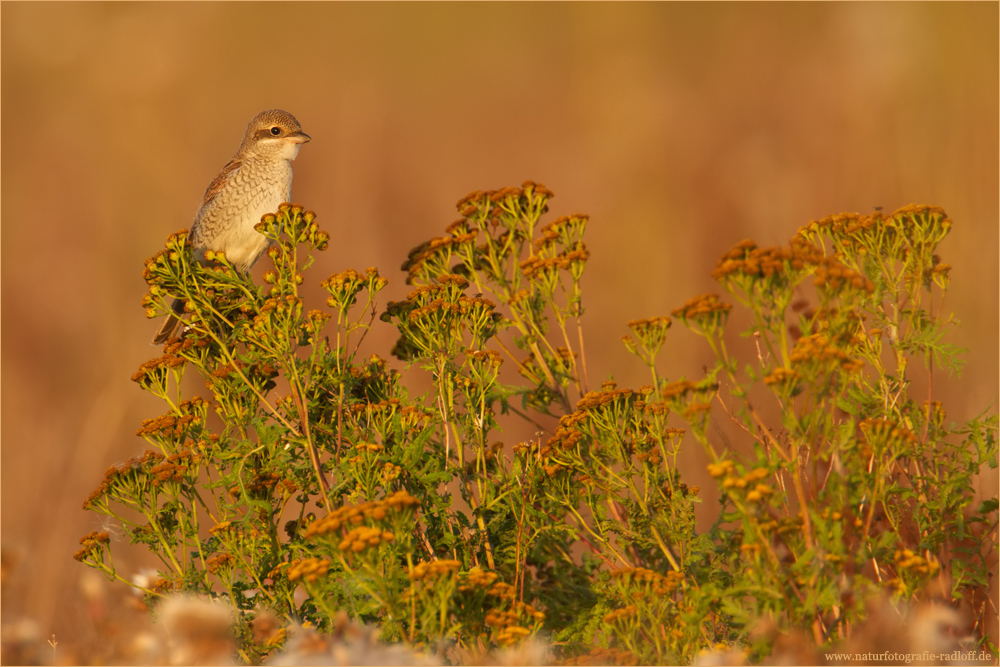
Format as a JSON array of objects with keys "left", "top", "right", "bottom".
[{"left": 2, "top": 1, "right": 997, "bottom": 653}]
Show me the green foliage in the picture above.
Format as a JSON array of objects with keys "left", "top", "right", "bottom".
[{"left": 77, "top": 193, "right": 997, "bottom": 665}]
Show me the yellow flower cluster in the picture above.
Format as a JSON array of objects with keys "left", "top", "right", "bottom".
[
  {"left": 148, "top": 451, "right": 197, "bottom": 486},
  {"left": 635, "top": 445, "right": 662, "bottom": 466},
  {"left": 206, "top": 553, "right": 235, "bottom": 574},
  {"left": 82, "top": 450, "right": 167, "bottom": 510},
  {"left": 267, "top": 562, "right": 289, "bottom": 580},
  {"left": 131, "top": 353, "right": 186, "bottom": 383},
  {"left": 800, "top": 211, "right": 875, "bottom": 240},
  {"left": 246, "top": 471, "right": 296, "bottom": 497},
  {"left": 494, "top": 625, "right": 531, "bottom": 646},
  {"left": 136, "top": 398, "right": 206, "bottom": 437},
  {"left": 709, "top": 463, "right": 775, "bottom": 503},
  {"left": 459, "top": 570, "right": 546, "bottom": 641},
  {"left": 799, "top": 205, "right": 952, "bottom": 257},
  {"left": 302, "top": 308, "right": 331, "bottom": 335},
  {"left": 575, "top": 385, "right": 635, "bottom": 412},
  {"left": 457, "top": 566, "right": 499, "bottom": 592},
  {"left": 819, "top": 508, "right": 845, "bottom": 522},
  {"left": 671, "top": 293, "right": 732, "bottom": 334},
  {"left": 713, "top": 239, "right": 822, "bottom": 285},
  {"left": 455, "top": 180, "right": 553, "bottom": 219},
  {"left": 348, "top": 354, "right": 390, "bottom": 380},
  {"left": 466, "top": 348, "right": 504, "bottom": 371},
  {"left": 894, "top": 548, "right": 940, "bottom": 576},
  {"left": 627, "top": 316, "right": 672, "bottom": 339},
  {"left": 337, "top": 526, "right": 395, "bottom": 553},
  {"left": 789, "top": 333, "right": 863, "bottom": 374},
  {"left": 408, "top": 559, "right": 462, "bottom": 582},
  {"left": 153, "top": 228, "right": 188, "bottom": 253},
  {"left": 763, "top": 367, "right": 798, "bottom": 387},
  {"left": 542, "top": 462, "right": 568, "bottom": 477},
  {"left": 72, "top": 531, "right": 111, "bottom": 562},
  {"left": 602, "top": 604, "right": 637, "bottom": 624},
  {"left": 350, "top": 397, "right": 398, "bottom": 421},
  {"left": 536, "top": 214, "right": 587, "bottom": 249},
  {"left": 519, "top": 248, "right": 590, "bottom": 280},
  {"left": 814, "top": 257, "right": 874, "bottom": 293},
  {"left": 384, "top": 277, "right": 504, "bottom": 356},
  {"left": 321, "top": 267, "right": 386, "bottom": 311},
  {"left": 609, "top": 567, "right": 684, "bottom": 596},
  {"left": 210, "top": 521, "right": 233, "bottom": 535},
  {"left": 643, "top": 402, "right": 673, "bottom": 421},
  {"left": 537, "top": 382, "right": 685, "bottom": 465},
  {"left": 485, "top": 607, "right": 525, "bottom": 629},
  {"left": 351, "top": 399, "right": 433, "bottom": 440},
  {"left": 253, "top": 204, "right": 327, "bottom": 248},
  {"left": 542, "top": 427, "right": 583, "bottom": 458},
  {"left": 303, "top": 490, "right": 420, "bottom": 539},
  {"left": 380, "top": 462, "right": 403, "bottom": 484},
  {"left": 249, "top": 295, "right": 303, "bottom": 333},
  {"left": 485, "top": 602, "right": 544, "bottom": 647},
  {"left": 287, "top": 557, "right": 331, "bottom": 583},
  {"left": 161, "top": 334, "right": 209, "bottom": 354},
  {"left": 756, "top": 515, "right": 804, "bottom": 536},
  {"left": 209, "top": 359, "right": 248, "bottom": 380}
]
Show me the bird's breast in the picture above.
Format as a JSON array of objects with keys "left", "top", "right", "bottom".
[{"left": 191, "top": 160, "right": 294, "bottom": 272}]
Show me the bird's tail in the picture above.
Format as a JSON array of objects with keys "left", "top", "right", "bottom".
[{"left": 152, "top": 299, "right": 186, "bottom": 345}]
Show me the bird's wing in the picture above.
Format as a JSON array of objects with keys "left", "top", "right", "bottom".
[{"left": 201, "top": 157, "right": 243, "bottom": 207}]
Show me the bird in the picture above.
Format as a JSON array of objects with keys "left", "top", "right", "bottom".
[{"left": 153, "top": 109, "right": 311, "bottom": 344}]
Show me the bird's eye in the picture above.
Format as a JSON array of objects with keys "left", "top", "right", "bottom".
[{"left": 270, "top": 127, "right": 281, "bottom": 136}]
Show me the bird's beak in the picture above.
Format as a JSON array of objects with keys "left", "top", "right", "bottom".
[{"left": 289, "top": 132, "right": 311, "bottom": 144}]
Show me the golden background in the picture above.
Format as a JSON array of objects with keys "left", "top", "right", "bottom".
[{"left": 2, "top": 2, "right": 997, "bottom": 645}]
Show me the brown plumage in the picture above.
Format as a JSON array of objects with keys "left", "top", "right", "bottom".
[{"left": 153, "top": 109, "right": 310, "bottom": 344}]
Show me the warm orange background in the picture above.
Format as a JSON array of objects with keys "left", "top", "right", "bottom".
[{"left": 2, "top": 2, "right": 997, "bottom": 647}]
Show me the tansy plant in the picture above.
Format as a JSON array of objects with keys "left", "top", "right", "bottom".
[{"left": 77, "top": 190, "right": 997, "bottom": 665}]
